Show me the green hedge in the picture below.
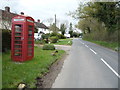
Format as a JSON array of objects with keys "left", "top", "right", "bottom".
[
  {"left": 43, "top": 44, "right": 55, "bottom": 50},
  {"left": 58, "top": 34, "right": 66, "bottom": 39},
  {"left": 49, "top": 36, "right": 59, "bottom": 43},
  {"left": 2, "top": 29, "right": 11, "bottom": 52}
]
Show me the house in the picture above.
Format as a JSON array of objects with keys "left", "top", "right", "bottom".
[
  {"left": 0, "top": 6, "right": 18, "bottom": 30},
  {"left": 34, "top": 19, "right": 49, "bottom": 40}
]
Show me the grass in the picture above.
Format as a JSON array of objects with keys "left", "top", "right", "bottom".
[
  {"left": 0, "top": 53, "right": 2, "bottom": 89},
  {"left": 2, "top": 46, "right": 65, "bottom": 88},
  {"left": 34, "top": 40, "right": 40, "bottom": 44},
  {"left": 54, "top": 39, "right": 73, "bottom": 45},
  {"left": 34, "top": 40, "right": 45, "bottom": 44},
  {"left": 83, "top": 39, "right": 118, "bottom": 50}
]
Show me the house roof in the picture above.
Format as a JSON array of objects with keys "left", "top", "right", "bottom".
[
  {"left": 35, "top": 22, "right": 49, "bottom": 29},
  {"left": 0, "top": 9, "right": 18, "bottom": 20},
  {"left": 0, "top": 7, "right": 49, "bottom": 30}
]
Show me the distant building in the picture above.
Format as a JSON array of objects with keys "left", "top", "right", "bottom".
[
  {"left": 0, "top": 6, "right": 17, "bottom": 30},
  {"left": 64, "top": 33, "right": 70, "bottom": 38},
  {"left": 34, "top": 19, "right": 49, "bottom": 40}
]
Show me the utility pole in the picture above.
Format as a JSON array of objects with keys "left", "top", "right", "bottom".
[{"left": 55, "top": 14, "right": 56, "bottom": 32}]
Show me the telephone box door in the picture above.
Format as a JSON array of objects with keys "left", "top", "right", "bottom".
[{"left": 12, "top": 24, "right": 24, "bottom": 61}]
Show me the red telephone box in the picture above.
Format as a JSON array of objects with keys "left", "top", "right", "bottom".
[{"left": 11, "top": 15, "right": 34, "bottom": 62}]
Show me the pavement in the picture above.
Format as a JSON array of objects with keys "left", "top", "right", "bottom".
[
  {"left": 54, "top": 45, "right": 71, "bottom": 54},
  {"left": 52, "top": 38, "right": 119, "bottom": 88}
]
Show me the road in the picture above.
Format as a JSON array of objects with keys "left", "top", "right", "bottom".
[{"left": 52, "top": 38, "right": 119, "bottom": 88}]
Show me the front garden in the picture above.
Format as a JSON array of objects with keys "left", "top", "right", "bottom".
[
  {"left": 35, "top": 32, "right": 73, "bottom": 46},
  {"left": 2, "top": 46, "right": 65, "bottom": 88}
]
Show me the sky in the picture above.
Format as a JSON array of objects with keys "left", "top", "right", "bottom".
[{"left": 0, "top": 0, "right": 90, "bottom": 29}]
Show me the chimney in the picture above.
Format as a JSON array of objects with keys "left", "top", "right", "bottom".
[
  {"left": 5, "top": 6, "right": 10, "bottom": 12},
  {"left": 37, "top": 19, "right": 40, "bottom": 23},
  {"left": 20, "top": 12, "right": 24, "bottom": 15}
]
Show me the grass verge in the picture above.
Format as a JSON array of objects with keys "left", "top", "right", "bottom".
[
  {"left": 2, "top": 46, "right": 65, "bottom": 88},
  {"left": 83, "top": 39, "right": 118, "bottom": 51},
  {"left": 54, "top": 39, "right": 73, "bottom": 45}
]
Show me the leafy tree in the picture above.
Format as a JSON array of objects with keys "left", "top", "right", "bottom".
[
  {"left": 69, "top": 30, "right": 73, "bottom": 37},
  {"left": 49, "top": 23, "right": 59, "bottom": 33},
  {"left": 69, "top": 23, "right": 73, "bottom": 31},
  {"left": 72, "top": 32, "right": 80, "bottom": 37},
  {"left": 72, "top": 2, "right": 119, "bottom": 33},
  {"left": 60, "top": 24, "right": 66, "bottom": 35},
  {"left": 68, "top": 23, "right": 74, "bottom": 37}
]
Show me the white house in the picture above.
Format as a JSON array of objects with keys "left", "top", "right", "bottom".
[{"left": 34, "top": 19, "right": 49, "bottom": 40}]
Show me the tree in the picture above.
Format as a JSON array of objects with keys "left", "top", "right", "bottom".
[
  {"left": 49, "top": 23, "right": 59, "bottom": 33},
  {"left": 60, "top": 24, "right": 66, "bottom": 35},
  {"left": 2, "top": 12, "right": 15, "bottom": 30},
  {"left": 69, "top": 30, "right": 73, "bottom": 37},
  {"left": 72, "top": 32, "right": 80, "bottom": 37},
  {"left": 68, "top": 23, "right": 73, "bottom": 37},
  {"left": 69, "top": 23, "right": 73, "bottom": 31},
  {"left": 71, "top": 2, "right": 119, "bottom": 33}
]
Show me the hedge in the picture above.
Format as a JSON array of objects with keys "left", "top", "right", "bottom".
[
  {"left": 43, "top": 44, "right": 55, "bottom": 50},
  {"left": 49, "top": 36, "right": 59, "bottom": 43},
  {"left": 2, "top": 29, "right": 11, "bottom": 52}
]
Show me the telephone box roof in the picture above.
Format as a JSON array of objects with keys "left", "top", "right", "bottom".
[{"left": 13, "top": 15, "right": 34, "bottom": 21}]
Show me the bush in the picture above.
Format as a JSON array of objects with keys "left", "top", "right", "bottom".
[
  {"left": 2, "top": 29, "right": 11, "bottom": 52},
  {"left": 58, "top": 34, "right": 66, "bottom": 39},
  {"left": 49, "top": 36, "right": 59, "bottom": 43},
  {"left": 50, "top": 32, "right": 58, "bottom": 37},
  {"left": 50, "top": 33, "right": 66, "bottom": 39},
  {"left": 72, "top": 32, "right": 80, "bottom": 37},
  {"left": 41, "top": 34, "right": 50, "bottom": 43},
  {"left": 42, "top": 33, "right": 50, "bottom": 39},
  {"left": 43, "top": 44, "right": 55, "bottom": 50}
]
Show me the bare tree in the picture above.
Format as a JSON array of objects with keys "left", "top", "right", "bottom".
[{"left": 1, "top": 11, "right": 16, "bottom": 30}]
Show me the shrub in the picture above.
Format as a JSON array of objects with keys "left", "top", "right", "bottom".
[
  {"left": 58, "top": 34, "right": 66, "bottom": 39},
  {"left": 35, "top": 40, "right": 45, "bottom": 44},
  {"left": 49, "top": 36, "right": 59, "bottom": 43},
  {"left": 41, "top": 34, "right": 50, "bottom": 43},
  {"left": 2, "top": 29, "right": 11, "bottom": 52},
  {"left": 42, "top": 33, "right": 50, "bottom": 39},
  {"left": 72, "top": 32, "right": 80, "bottom": 37},
  {"left": 50, "top": 32, "right": 58, "bottom": 37},
  {"left": 43, "top": 44, "right": 55, "bottom": 50}
]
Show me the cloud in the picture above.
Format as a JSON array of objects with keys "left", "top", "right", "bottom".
[{"left": 1, "top": 0, "right": 87, "bottom": 27}]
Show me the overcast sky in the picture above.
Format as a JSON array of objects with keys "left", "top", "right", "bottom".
[{"left": 0, "top": 0, "right": 90, "bottom": 28}]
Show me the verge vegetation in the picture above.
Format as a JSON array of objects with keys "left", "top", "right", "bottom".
[
  {"left": 2, "top": 46, "right": 65, "bottom": 88},
  {"left": 83, "top": 38, "right": 118, "bottom": 51},
  {"left": 69, "top": 2, "right": 119, "bottom": 50}
]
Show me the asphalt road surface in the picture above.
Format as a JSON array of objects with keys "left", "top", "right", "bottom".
[{"left": 52, "top": 38, "right": 119, "bottom": 88}]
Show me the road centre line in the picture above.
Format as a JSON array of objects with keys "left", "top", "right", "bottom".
[
  {"left": 101, "top": 58, "right": 120, "bottom": 78},
  {"left": 90, "top": 48, "right": 97, "bottom": 54},
  {"left": 85, "top": 45, "right": 88, "bottom": 47},
  {"left": 81, "top": 39, "right": 120, "bottom": 78},
  {"left": 80, "top": 41, "right": 84, "bottom": 44}
]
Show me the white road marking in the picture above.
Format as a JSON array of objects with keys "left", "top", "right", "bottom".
[
  {"left": 90, "top": 48, "right": 97, "bottom": 54},
  {"left": 85, "top": 45, "right": 88, "bottom": 48},
  {"left": 80, "top": 41, "right": 82, "bottom": 43},
  {"left": 101, "top": 58, "right": 120, "bottom": 78},
  {"left": 80, "top": 41, "right": 84, "bottom": 45}
]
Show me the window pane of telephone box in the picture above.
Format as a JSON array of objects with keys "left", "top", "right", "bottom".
[{"left": 15, "top": 25, "right": 22, "bottom": 32}]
